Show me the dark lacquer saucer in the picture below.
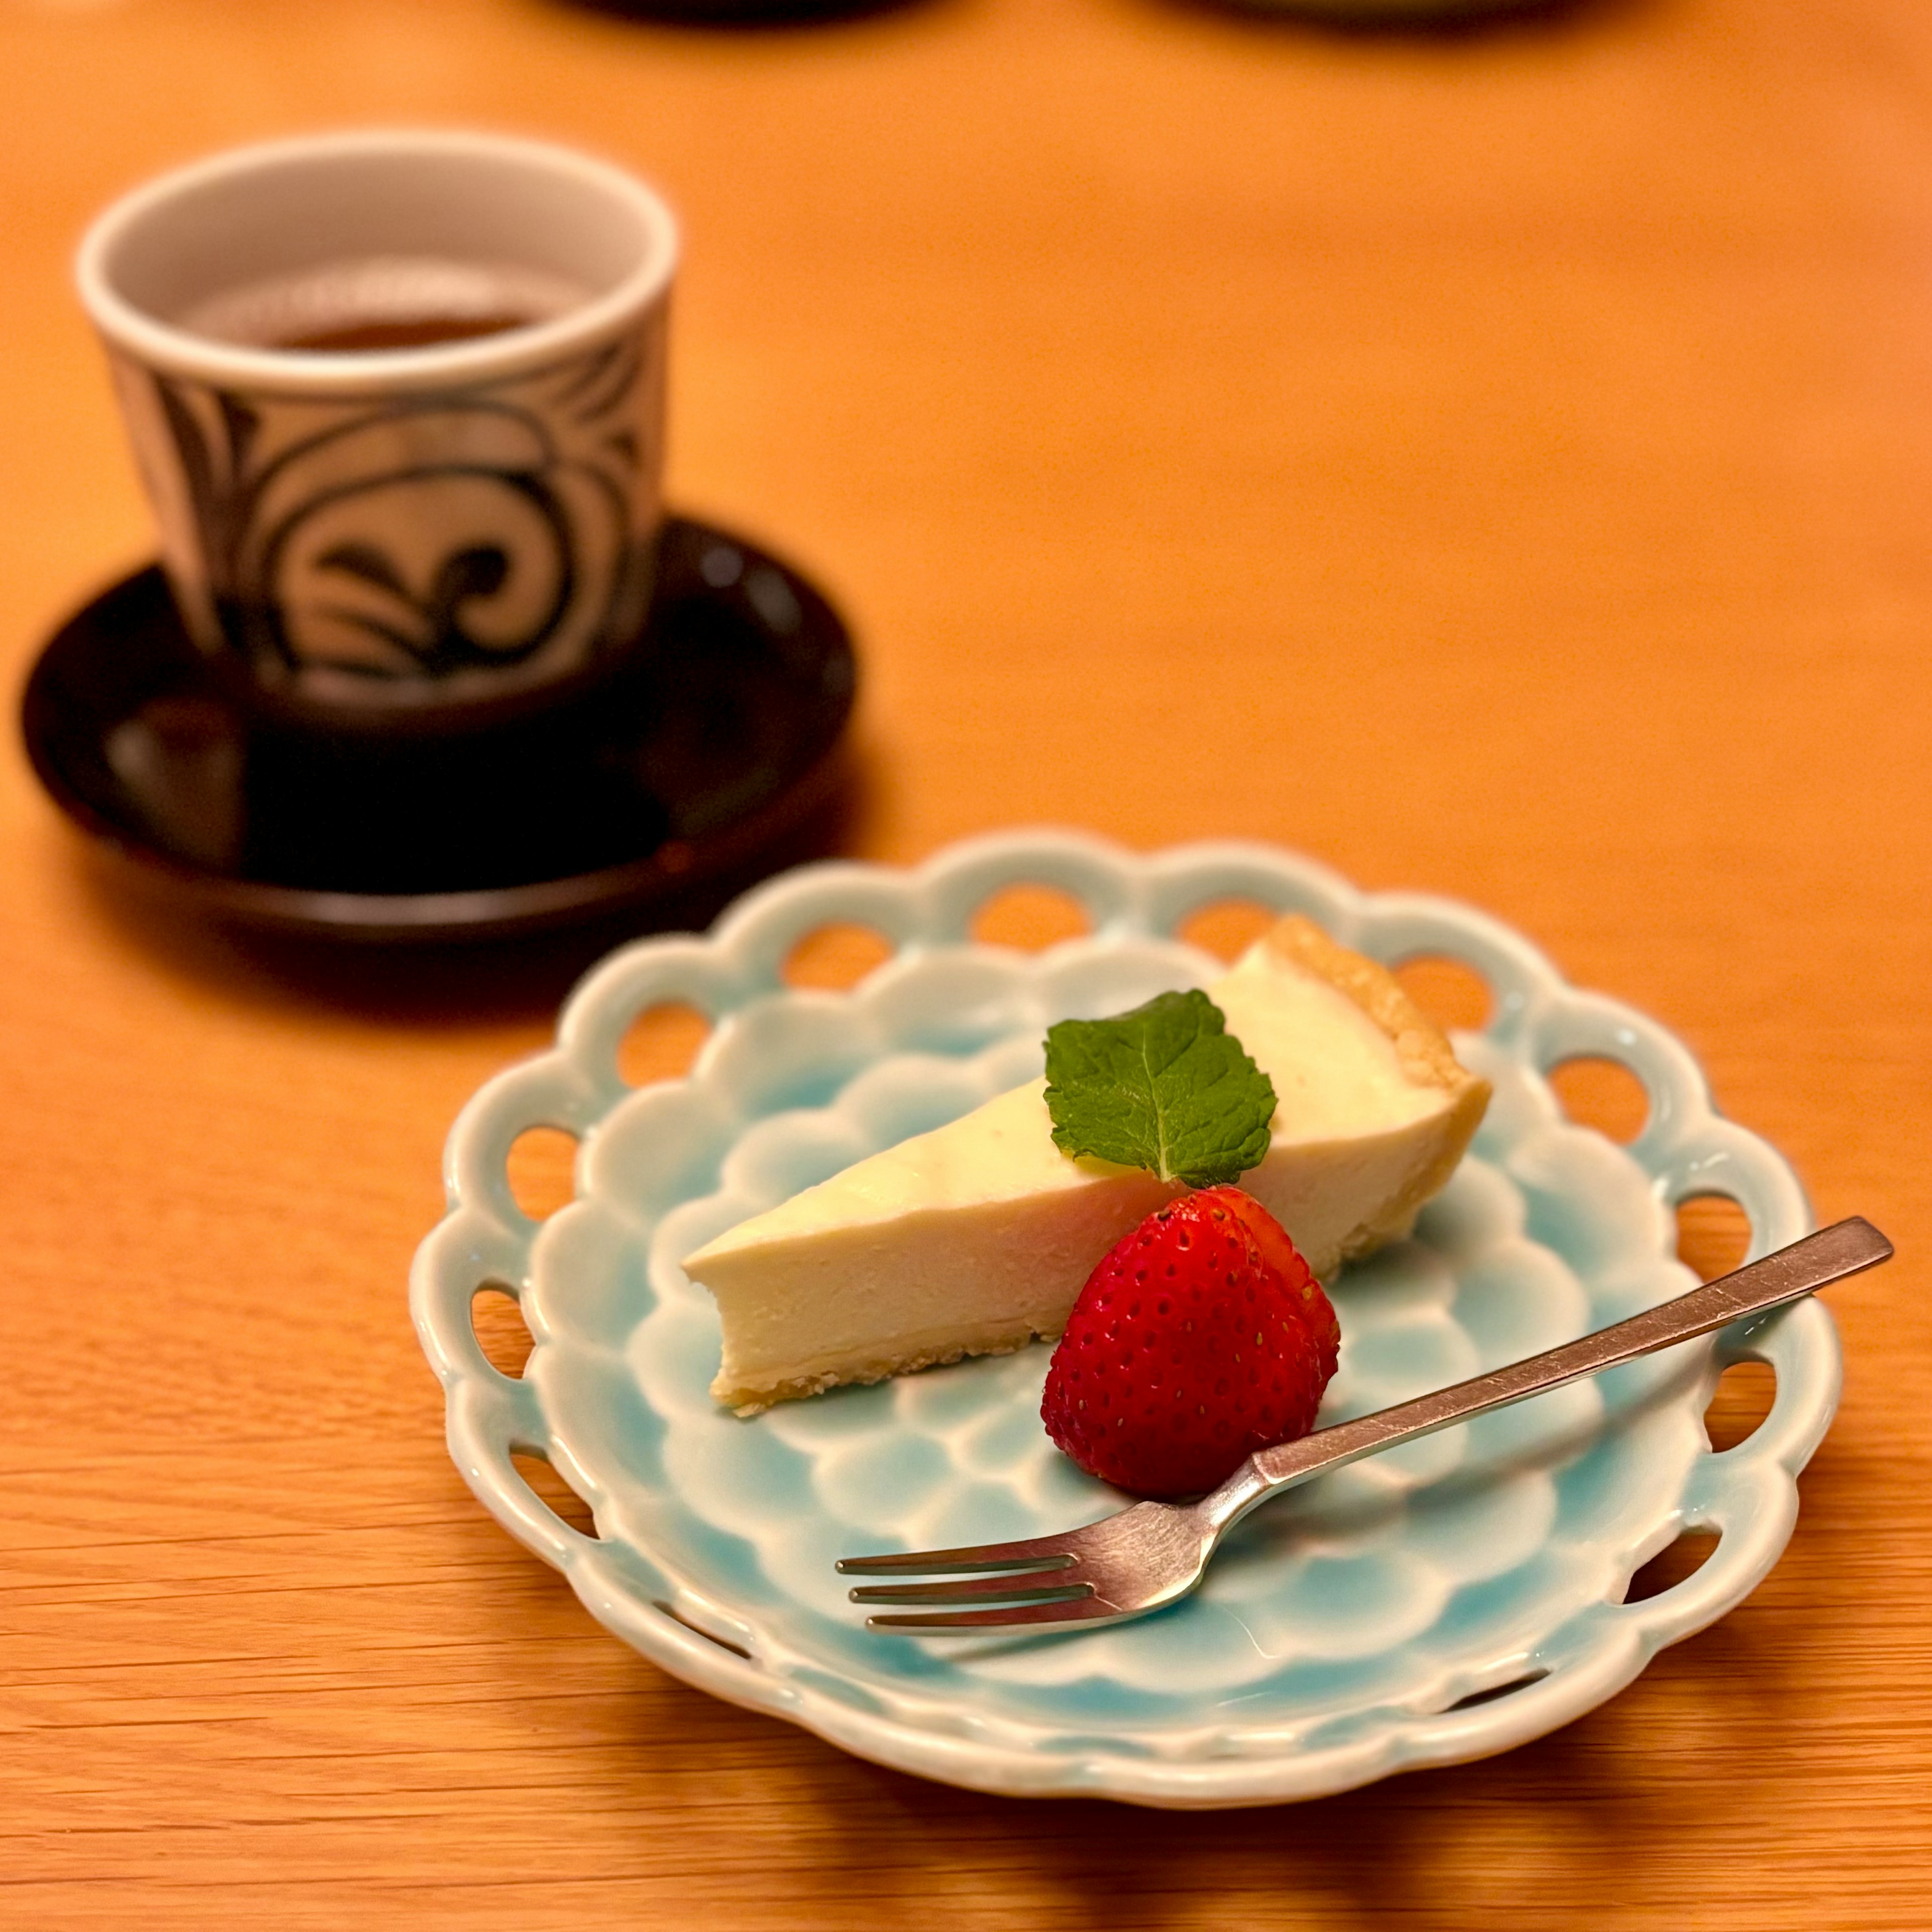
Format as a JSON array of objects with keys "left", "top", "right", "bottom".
[{"left": 21, "top": 516, "right": 856, "bottom": 942}]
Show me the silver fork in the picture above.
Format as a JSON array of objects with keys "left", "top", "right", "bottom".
[{"left": 838, "top": 1216, "right": 1892, "bottom": 1634}]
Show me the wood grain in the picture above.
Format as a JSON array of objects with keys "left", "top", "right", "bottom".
[{"left": 3, "top": 0, "right": 1929, "bottom": 1923}]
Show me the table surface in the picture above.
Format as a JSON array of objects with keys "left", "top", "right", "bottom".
[{"left": 5, "top": 0, "right": 1929, "bottom": 1924}]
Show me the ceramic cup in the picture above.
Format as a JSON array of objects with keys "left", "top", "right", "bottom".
[{"left": 76, "top": 129, "right": 679, "bottom": 735}]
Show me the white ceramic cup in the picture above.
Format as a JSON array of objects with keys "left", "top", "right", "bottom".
[{"left": 77, "top": 129, "right": 679, "bottom": 733}]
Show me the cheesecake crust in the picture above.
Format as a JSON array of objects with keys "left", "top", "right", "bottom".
[
  {"left": 1258, "top": 915, "right": 1481, "bottom": 1097},
  {"left": 712, "top": 1309, "right": 1071, "bottom": 1415},
  {"left": 1257, "top": 914, "right": 1492, "bottom": 1264}
]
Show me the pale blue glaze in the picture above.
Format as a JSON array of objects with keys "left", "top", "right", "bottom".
[{"left": 412, "top": 830, "right": 1835, "bottom": 1806}]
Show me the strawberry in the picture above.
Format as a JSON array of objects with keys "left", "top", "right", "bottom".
[
  {"left": 1202, "top": 1185, "right": 1341, "bottom": 1384},
  {"left": 1040, "top": 1188, "right": 1339, "bottom": 1498}
]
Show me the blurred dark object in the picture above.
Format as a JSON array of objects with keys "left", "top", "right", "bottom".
[
  {"left": 555, "top": 0, "right": 922, "bottom": 25},
  {"left": 21, "top": 516, "right": 858, "bottom": 943}
]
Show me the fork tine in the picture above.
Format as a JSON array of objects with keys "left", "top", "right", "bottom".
[
  {"left": 836, "top": 1536, "right": 1078, "bottom": 1577},
  {"left": 864, "top": 1593, "right": 1117, "bottom": 1634},
  {"left": 849, "top": 1570, "right": 1094, "bottom": 1607}
]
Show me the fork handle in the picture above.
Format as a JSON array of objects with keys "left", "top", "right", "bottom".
[{"left": 1201, "top": 1216, "right": 1893, "bottom": 1534}]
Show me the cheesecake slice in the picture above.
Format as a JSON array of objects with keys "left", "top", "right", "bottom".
[{"left": 683, "top": 916, "right": 1489, "bottom": 1413}]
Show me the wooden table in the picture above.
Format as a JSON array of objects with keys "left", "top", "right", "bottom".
[{"left": 5, "top": 0, "right": 1928, "bottom": 1922}]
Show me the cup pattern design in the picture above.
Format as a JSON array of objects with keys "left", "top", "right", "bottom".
[{"left": 122, "top": 328, "right": 663, "bottom": 709}]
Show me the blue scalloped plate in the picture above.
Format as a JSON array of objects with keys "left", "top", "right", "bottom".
[{"left": 412, "top": 831, "right": 1835, "bottom": 1806}]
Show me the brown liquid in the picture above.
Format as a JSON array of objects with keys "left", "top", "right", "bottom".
[
  {"left": 275, "top": 310, "right": 539, "bottom": 353},
  {"left": 178, "top": 256, "right": 589, "bottom": 355}
]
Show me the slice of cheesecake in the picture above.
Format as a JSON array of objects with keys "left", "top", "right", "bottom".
[{"left": 683, "top": 916, "right": 1490, "bottom": 1413}]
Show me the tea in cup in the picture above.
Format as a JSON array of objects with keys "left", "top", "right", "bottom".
[{"left": 76, "top": 129, "right": 679, "bottom": 735}]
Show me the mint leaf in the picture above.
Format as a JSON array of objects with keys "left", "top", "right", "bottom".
[{"left": 1043, "top": 989, "right": 1277, "bottom": 1188}]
